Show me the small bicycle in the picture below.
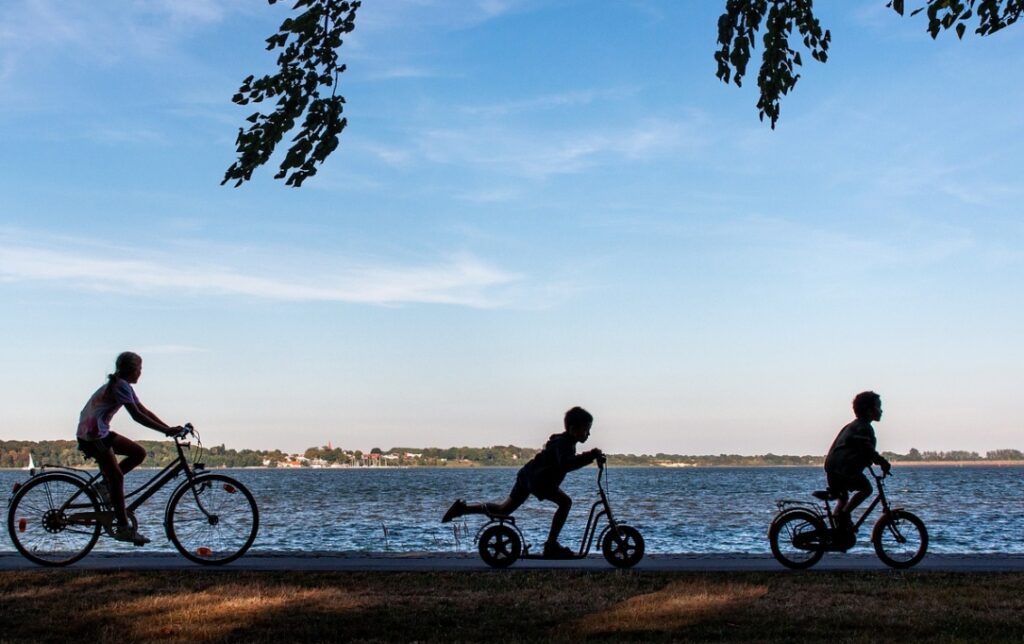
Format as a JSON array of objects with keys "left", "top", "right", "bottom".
[
  {"left": 475, "top": 459, "right": 645, "bottom": 569},
  {"left": 6, "top": 424, "right": 259, "bottom": 567},
  {"left": 768, "top": 466, "right": 927, "bottom": 569}
]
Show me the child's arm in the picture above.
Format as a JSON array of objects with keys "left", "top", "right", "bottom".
[{"left": 553, "top": 438, "right": 602, "bottom": 473}]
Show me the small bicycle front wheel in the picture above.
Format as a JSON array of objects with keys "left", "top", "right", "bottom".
[
  {"left": 167, "top": 474, "right": 259, "bottom": 565},
  {"left": 768, "top": 509, "right": 826, "bottom": 570},
  {"left": 601, "top": 525, "right": 645, "bottom": 568},
  {"left": 478, "top": 524, "right": 522, "bottom": 568},
  {"left": 7, "top": 473, "right": 101, "bottom": 567},
  {"left": 872, "top": 509, "right": 928, "bottom": 569}
]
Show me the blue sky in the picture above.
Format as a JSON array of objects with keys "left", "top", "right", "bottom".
[{"left": 1, "top": 1, "right": 1021, "bottom": 455}]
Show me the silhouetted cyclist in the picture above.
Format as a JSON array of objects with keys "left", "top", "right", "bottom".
[
  {"left": 824, "top": 391, "right": 891, "bottom": 538},
  {"left": 442, "top": 406, "right": 603, "bottom": 558}
]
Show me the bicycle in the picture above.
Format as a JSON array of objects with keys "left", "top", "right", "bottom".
[
  {"left": 7, "top": 424, "right": 259, "bottom": 567},
  {"left": 768, "top": 466, "right": 927, "bottom": 569},
  {"left": 476, "top": 458, "right": 645, "bottom": 569}
]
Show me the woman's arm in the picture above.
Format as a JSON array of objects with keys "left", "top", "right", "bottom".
[{"left": 124, "top": 402, "right": 179, "bottom": 436}]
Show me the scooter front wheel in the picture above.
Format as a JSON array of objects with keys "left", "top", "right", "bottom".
[
  {"left": 602, "top": 525, "right": 645, "bottom": 568},
  {"left": 478, "top": 524, "right": 522, "bottom": 568}
]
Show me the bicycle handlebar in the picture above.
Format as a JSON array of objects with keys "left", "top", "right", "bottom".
[
  {"left": 174, "top": 423, "right": 195, "bottom": 440},
  {"left": 868, "top": 464, "right": 892, "bottom": 480}
]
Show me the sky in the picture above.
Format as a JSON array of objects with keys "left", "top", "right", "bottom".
[{"left": 0, "top": 1, "right": 1022, "bottom": 456}]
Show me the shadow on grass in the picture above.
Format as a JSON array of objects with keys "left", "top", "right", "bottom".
[{"left": 2, "top": 571, "right": 1024, "bottom": 642}]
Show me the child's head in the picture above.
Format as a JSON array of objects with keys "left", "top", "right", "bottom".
[
  {"left": 564, "top": 406, "right": 593, "bottom": 442},
  {"left": 852, "top": 391, "right": 882, "bottom": 422},
  {"left": 115, "top": 351, "right": 143, "bottom": 383}
]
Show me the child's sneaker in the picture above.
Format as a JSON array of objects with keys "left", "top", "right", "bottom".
[
  {"left": 543, "top": 542, "right": 576, "bottom": 559},
  {"left": 94, "top": 481, "right": 112, "bottom": 507},
  {"left": 442, "top": 499, "right": 467, "bottom": 523}
]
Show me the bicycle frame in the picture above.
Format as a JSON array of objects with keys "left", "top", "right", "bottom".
[
  {"left": 30, "top": 435, "right": 206, "bottom": 534},
  {"left": 823, "top": 468, "right": 893, "bottom": 531}
]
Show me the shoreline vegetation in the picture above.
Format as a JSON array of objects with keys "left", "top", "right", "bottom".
[{"left": 1, "top": 440, "right": 1022, "bottom": 470}]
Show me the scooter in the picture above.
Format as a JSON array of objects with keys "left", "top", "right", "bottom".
[{"left": 475, "top": 458, "right": 645, "bottom": 568}]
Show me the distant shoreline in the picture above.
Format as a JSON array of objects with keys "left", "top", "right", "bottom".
[{"left": 3, "top": 460, "right": 1022, "bottom": 472}]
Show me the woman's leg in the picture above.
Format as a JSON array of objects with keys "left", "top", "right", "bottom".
[
  {"left": 91, "top": 446, "right": 129, "bottom": 525},
  {"left": 109, "top": 432, "right": 147, "bottom": 475}
]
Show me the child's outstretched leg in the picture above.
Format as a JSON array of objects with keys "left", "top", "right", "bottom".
[
  {"left": 543, "top": 489, "right": 574, "bottom": 558},
  {"left": 442, "top": 480, "right": 528, "bottom": 523}
]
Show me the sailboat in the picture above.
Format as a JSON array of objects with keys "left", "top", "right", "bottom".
[{"left": 24, "top": 453, "right": 35, "bottom": 471}]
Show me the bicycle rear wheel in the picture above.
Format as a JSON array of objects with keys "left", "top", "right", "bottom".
[
  {"left": 7, "top": 473, "right": 101, "bottom": 566},
  {"left": 167, "top": 474, "right": 259, "bottom": 565},
  {"left": 768, "top": 509, "right": 825, "bottom": 570},
  {"left": 872, "top": 509, "right": 927, "bottom": 569}
]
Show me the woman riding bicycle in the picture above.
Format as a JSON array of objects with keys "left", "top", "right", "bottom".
[{"left": 76, "top": 351, "right": 183, "bottom": 545}]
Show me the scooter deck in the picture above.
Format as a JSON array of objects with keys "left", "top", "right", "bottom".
[{"left": 520, "top": 553, "right": 588, "bottom": 560}]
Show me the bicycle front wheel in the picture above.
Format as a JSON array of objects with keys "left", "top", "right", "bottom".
[
  {"left": 7, "top": 473, "right": 101, "bottom": 567},
  {"left": 872, "top": 509, "right": 927, "bottom": 569},
  {"left": 167, "top": 474, "right": 259, "bottom": 565}
]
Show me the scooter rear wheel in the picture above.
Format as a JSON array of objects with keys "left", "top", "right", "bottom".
[
  {"left": 602, "top": 525, "right": 645, "bottom": 568},
  {"left": 478, "top": 524, "right": 522, "bottom": 568}
]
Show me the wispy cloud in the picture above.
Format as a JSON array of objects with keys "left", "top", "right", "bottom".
[
  {"left": 0, "top": 1, "right": 248, "bottom": 73},
  {"left": 0, "top": 235, "right": 523, "bottom": 308},
  {"left": 417, "top": 117, "right": 705, "bottom": 179},
  {"left": 356, "top": 0, "right": 540, "bottom": 31},
  {"left": 458, "top": 88, "right": 638, "bottom": 117},
  {"left": 137, "top": 344, "right": 210, "bottom": 355},
  {"left": 362, "top": 65, "right": 440, "bottom": 81}
]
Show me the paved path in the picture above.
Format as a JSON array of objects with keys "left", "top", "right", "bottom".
[{"left": 2, "top": 552, "right": 1023, "bottom": 572}]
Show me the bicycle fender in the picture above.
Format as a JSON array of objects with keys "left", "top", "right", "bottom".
[
  {"left": 473, "top": 518, "right": 524, "bottom": 545},
  {"left": 597, "top": 523, "right": 636, "bottom": 552},
  {"left": 768, "top": 507, "right": 824, "bottom": 537}
]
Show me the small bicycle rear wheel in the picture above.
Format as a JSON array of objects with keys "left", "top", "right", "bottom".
[
  {"left": 769, "top": 509, "right": 825, "bottom": 570},
  {"left": 7, "top": 473, "right": 101, "bottom": 567},
  {"left": 873, "top": 509, "right": 928, "bottom": 569},
  {"left": 167, "top": 474, "right": 259, "bottom": 565},
  {"left": 602, "top": 525, "right": 645, "bottom": 568},
  {"left": 478, "top": 524, "right": 522, "bottom": 568}
]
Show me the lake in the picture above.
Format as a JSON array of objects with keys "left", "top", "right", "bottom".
[{"left": 2, "top": 465, "right": 1021, "bottom": 555}]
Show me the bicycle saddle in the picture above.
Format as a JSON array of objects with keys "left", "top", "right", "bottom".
[{"left": 812, "top": 489, "right": 841, "bottom": 501}]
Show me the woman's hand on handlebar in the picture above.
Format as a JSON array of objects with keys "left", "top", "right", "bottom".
[{"left": 167, "top": 423, "right": 194, "bottom": 439}]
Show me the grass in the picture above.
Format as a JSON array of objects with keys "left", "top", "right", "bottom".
[{"left": 1, "top": 570, "right": 1023, "bottom": 642}]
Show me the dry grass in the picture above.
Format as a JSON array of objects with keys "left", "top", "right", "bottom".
[{"left": 1, "top": 570, "right": 1022, "bottom": 643}]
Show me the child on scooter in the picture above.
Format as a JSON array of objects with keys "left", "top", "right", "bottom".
[{"left": 441, "top": 406, "right": 603, "bottom": 558}]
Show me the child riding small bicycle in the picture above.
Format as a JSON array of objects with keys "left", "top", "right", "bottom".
[
  {"left": 824, "top": 391, "right": 891, "bottom": 539},
  {"left": 441, "top": 406, "right": 603, "bottom": 558}
]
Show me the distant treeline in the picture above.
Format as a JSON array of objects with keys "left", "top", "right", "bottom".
[
  {"left": 0, "top": 440, "right": 275, "bottom": 469},
  {"left": 2, "top": 441, "right": 1022, "bottom": 469}
]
